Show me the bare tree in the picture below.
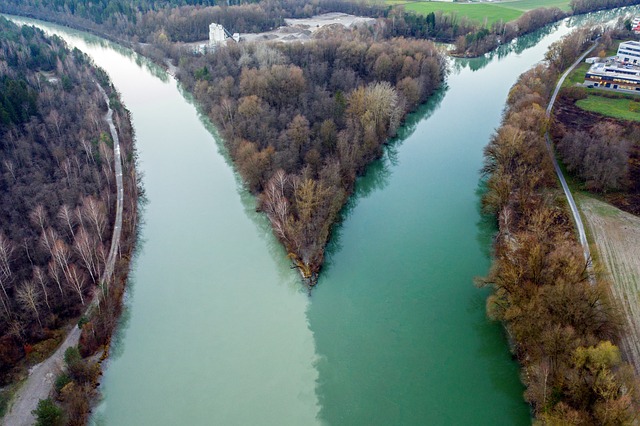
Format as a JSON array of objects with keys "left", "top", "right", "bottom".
[
  {"left": 262, "top": 170, "right": 290, "bottom": 242},
  {"left": 33, "top": 266, "right": 50, "bottom": 309},
  {"left": 96, "top": 243, "right": 107, "bottom": 279},
  {"left": 74, "top": 205, "right": 84, "bottom": 231},
  {"left": 80, "top": 138, "right": 94, "bottom": 165},
  {"left": 99, "top": 139, "right": 113, "bottom": 175},
  {"left": 82, "top": 196, "right": 107, "bottom": 242},
  {"left": 23, "top": 238, "right": 33, "bottom": 266},
  {"left": 48, "top": 260, "right": 64, "bottom": 296},
  {"left": 73, "top": 227, "right": 98, "bottom": 283},
  {"left": 16, "top": 281, "right": 42, "bottom": 327},
  {"left": 51, "top": 239, "right": 71, "bottom": 279},
  {"left": 39, "top": 227, "right": 59, "bottom": 257},
  {"left": 3, "top": 159, "right": 16, "bottom": 182},
  {"left": 58, "top": 204, "right": 76, "bottom": 238},
  {"left": 0, "top": 233, "right": 15, "bottom": 317},
  {"left": 29, "top": 204, "right": 48, "bottom": 235},
  {"left": 46, "top": 109, "right": 62, "bottom": 137},
  {"left": 66, "top": 264, "right": 86, "bottom": 305}
]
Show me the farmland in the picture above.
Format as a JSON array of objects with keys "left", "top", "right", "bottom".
[{"left": 396, "top": 0, "right": 571, "bottom": 25}]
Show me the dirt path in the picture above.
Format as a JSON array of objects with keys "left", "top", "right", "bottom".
[
  {"left": 580, "top": 195, "right": 640, "bottom": 372},
  {"left": 2, "top": 82, "right": 124, "bottom": 426}
]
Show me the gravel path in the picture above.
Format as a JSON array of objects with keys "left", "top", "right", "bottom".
[
  {"left": 2, "top": 328, "right": 81, "bottom": 426},
  {"left": 580, "top": 196, "right": 640, "bottom": 372},
  {"left": 545, "top": 39, "right": 598, "bottom": 282},
  {"left": 2, "top": 82, "right": 124, "bottom": 426}
]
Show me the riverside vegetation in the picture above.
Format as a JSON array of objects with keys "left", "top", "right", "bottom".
[
  {"left": 480, "top": 27, "right": 639, "bottom": 423},
  {"left": 0, "top": 17, "right": 138, "bottom": 424}
]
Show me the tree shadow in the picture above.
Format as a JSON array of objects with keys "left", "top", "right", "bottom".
[
  {"left": 475, "top": 178, "right": 497, "bottom": 261},
  {"left": 321, "top": 85, "right": 448, "bottom": 274},
  {"left": 453, "top": 22, "right": 559, "bottom": 74}
]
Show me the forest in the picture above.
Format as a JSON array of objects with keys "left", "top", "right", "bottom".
[
  {"left": 0, "top": 17, "right": 138, "bottom": 424},
  {"left": 177, "top": 27, "right": 445, "bottom": 280},
  {"left": 480, "top": 27, "right": 638, "bottom": 423}
]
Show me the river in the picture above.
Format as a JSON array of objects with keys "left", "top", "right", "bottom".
[{"left": 7, "top": 7, "right": 638, "bottom": 425}]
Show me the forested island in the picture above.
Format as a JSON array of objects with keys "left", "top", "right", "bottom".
[
  {"left": 480, "top": 26, "right": 639, "bottom": 423},
  {"left": 178, "top": 31, "right": 445, "bottom": 280},
  {"left": 0, "top": 17, "right": 138, "bottom": 424}
]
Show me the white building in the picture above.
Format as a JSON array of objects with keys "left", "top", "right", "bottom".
[
  {"left": 208, "top": 23, "right": 240, "bottom": 48},
  {"left": 617, "top": 40, "right": 640, "bottom": 64},
  {"left": 209, "top": 23, "right": 227, "bottom": 46},
  {"left": 632, "top": 17, "right": 640, "bottom": 34},
  {"left": 584, "top": 61, "right": 640, "bottom": 93}
]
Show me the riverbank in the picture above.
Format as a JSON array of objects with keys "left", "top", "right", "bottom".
[
  {"left": 479, "top": 27, "right": 638, "bottom": 422},
  {"left": 0, "top": 18, "right": 140, "bottom": 423}
]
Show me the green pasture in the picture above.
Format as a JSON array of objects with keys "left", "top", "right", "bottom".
[
  {"left": 396, "top": 0, "right": 571, "bottom": 25},
  {"left": 499, "top": 0, "right": 572, "bottom": 12},
  {"left": 577, "top": 95, "right": 640, "bottom": 122},
  {"left": 563, "top": 62, "right": 592, "bottom": 87}
]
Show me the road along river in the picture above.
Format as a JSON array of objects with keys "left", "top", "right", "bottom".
[{"left": 7, "top": 7, "right": 638, "bottom": 425}]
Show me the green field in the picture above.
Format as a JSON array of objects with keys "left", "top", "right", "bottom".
[
  {"left": 499, "top": 0, "right": 572, "bottom": 12},
  {"left": 398, "top": 0, "right": 571, "bottom": 25},
  {"left": 576, "top": 95, "right": 640, "bottom": 122},
  {"left": 563, "top": 62, "right": 592, "bottom": 87}
]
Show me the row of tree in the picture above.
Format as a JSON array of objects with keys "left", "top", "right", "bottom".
[
  {"left": 175, "top": 29, "right": 445, "bottom": 280},
  {"left": 570, "top": 0, "right": 640, "bottom": 15},
  {"left": 453, "top": 6, "right": 567, "bottom": 57},
  {"left": 0, "top": 17, "right": 138, "bottom": 400},
  {"left": 480, "top": 28, "right": 638, "bottom": 422}
]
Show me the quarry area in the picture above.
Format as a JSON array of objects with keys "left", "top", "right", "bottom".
[{"left": 239, "top": 13, "right": 375, "bottom": 43}]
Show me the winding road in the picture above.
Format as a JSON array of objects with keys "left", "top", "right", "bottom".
[
  {"left": 3, "top": 82, "right": 124, "bottom": 426},
  {"left": 544, "top": 40, "right": 598, "bottom": 281}
]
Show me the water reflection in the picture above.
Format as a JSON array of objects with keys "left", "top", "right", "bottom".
[
  {"left": 3, "top": 14, "right": 170, "bottom": 83},
  {"left": 453, "top": 5, "right": 640, "bottom": 74},
  {"left": 475, "top": 180, "right": 496, "bottom": 260},
  {"left": 453, "top": 23, "right": 558, "bottom": 73},
  {"left": 321, "top": 86, "right": 447, "bottom": 274}
]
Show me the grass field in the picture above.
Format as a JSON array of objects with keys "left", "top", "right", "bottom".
[
  {"left": 563, "top": 62, "right": 592, "bottom": 87},
  {"left": 576, "top": 95, "right": 640, "bottom": 122},
  {"left": 403, "top": 2, "right": 521, "bottom": 25},
  {"left": 397, "top": 0, "right": 571, "bottom": 25},
  {"left": 499, "top": 0, "right": 572, "bottom": 12}
]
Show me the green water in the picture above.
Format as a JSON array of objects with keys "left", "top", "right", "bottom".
[{"left": 7, "top": 7, "right": 638, "bottom": 424}]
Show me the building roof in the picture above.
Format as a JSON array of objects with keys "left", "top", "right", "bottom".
[
  {"left": 586, "top": 61, "right": 640, "bottom": 81},
  {"left": 620, "top": 40, "right": 640, "bottom": 49}
]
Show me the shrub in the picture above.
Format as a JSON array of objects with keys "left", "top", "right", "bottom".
[
  {"left": 32, "top": 398, "right": 64, "bottom": 426},
  {"left": 54, "top": 373, "right": 71, "bottom": 393}
]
